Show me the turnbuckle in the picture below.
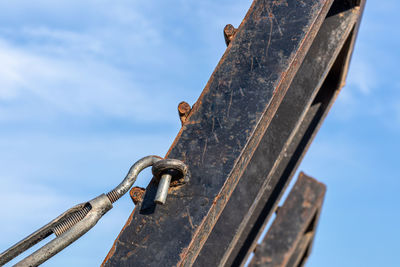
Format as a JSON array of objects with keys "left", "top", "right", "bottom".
[{"left": 0, "top": 156, "right": 188, "bottom": 266}]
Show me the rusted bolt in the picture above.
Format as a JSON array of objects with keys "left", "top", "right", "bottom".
[
  {"left": 129, "top": 187, "right": 146, "bottom": 205},
  {"left": 178, "top": 101, "right": 191, "bottom": 125},
  {"left": 224, "top": 24, "right": 237, "bottom": 46}
]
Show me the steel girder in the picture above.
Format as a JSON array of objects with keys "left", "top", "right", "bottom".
[{"left": 103, "top": 0, "right": 365, "bottom": 266}]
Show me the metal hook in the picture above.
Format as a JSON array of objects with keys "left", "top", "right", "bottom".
[{"left": 0, "top": 155, "right": 188, "bottom": 266}]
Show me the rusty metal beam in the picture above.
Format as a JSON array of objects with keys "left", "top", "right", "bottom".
[
  {"left": 248, "top": 173, "right": 326, "bottom": 267},
  {"left": 194, "top": 1, "right": 365, "bottom": 266},
  {"left": 102, "top": 0, "right": 365, "bottom": 266}
]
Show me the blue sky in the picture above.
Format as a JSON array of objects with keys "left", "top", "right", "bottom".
[{"left": 0, "top": 0, "right": 398, "bottom": 266}]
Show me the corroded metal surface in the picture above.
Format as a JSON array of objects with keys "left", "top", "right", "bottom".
[
  {"left": 248, "top": 173, "right": 326, "bottom": 267},
  {"left": 194, "top": 1, "right": 365, "bottom": 266},
  {"left": 178, "top": 102, "right": 192, "bottom": 125},
  {"left": 129, "top": 187, "right": 146, "bottom": 205},
  {"left": 102, "top": 0, "right": 365, "bottom": 266},
  {"left": 223, "top": 24, "right": 238, "bottom": 46}
]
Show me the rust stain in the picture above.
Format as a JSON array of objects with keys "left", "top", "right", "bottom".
[
  {"left": 302, "top": 200, "right": 312, "bottom": 208},
  {"left": 212, "top": 193, "right": 221, "bottom": 205},
  {"left": 129, "top": 187, "right": 146, "bottom": 205},
  {"left": 142, "top": 235, "right": 149, "bottom": 244},
  {"left": 224, "top": 24, "right": 238, "bottom": 46},
  {"left": 179, "top": 246, "right": 190, "bottom": 266},
  {"left": 178, "top": 101, "right": 192, "bottom": 125},
  {"left": 183, "top": 120, "right": 201, "bottom": 125},
  {"left": 272, "top": 0, "right": 288, "bottom": 6}
]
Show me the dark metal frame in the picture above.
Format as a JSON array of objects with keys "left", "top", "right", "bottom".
[
  {"left": 248, "top": 172, "right": 326, "bottom": 267},
  {"left": 103, "top": 0, "right": 365, "bottom": 266}
]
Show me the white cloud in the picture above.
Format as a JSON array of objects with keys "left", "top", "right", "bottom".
[
  {"left": 0, "top": 0, "right": 255, "bottom": 124},
  {"left": 0, "top": 37, "right": 177, "bottom": 122}
]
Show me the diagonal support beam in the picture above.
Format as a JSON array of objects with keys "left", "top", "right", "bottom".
[
  {"left": 248, "top": 173, "right": 326, "bottom": 267},
  {"left": 103, "top": 0, "right": 365, "bottom": 266}
]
